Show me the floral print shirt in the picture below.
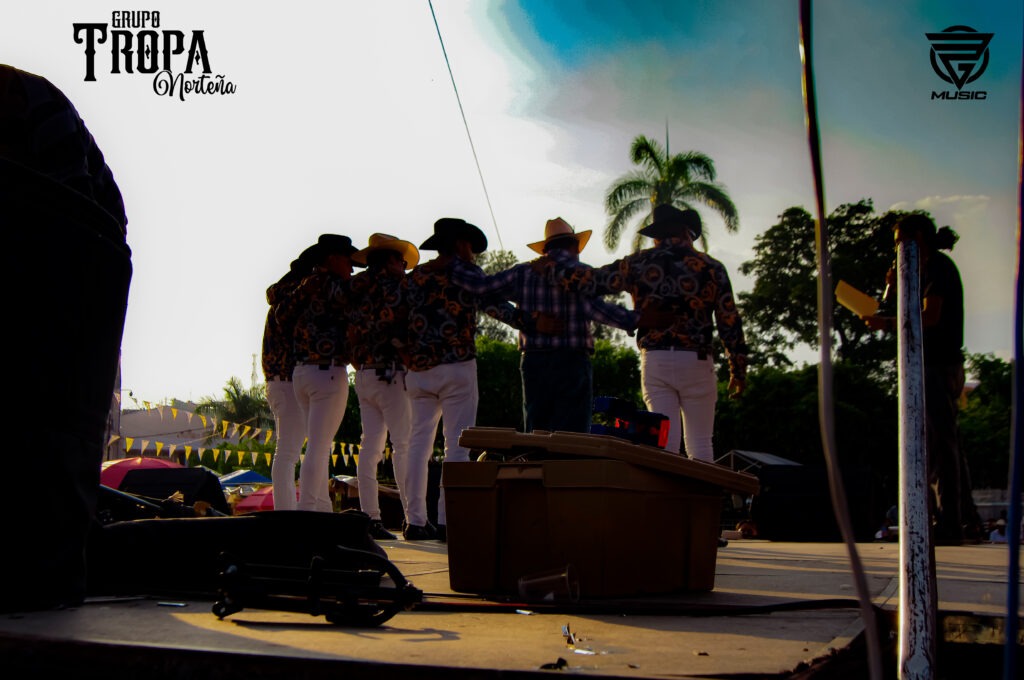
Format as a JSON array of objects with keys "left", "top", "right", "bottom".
[
  {"left": 401, "top": 257, "right": 522, "bottom": 371},
  {"left": 261, "top": 273, "right": 302, "bottom": 380},
  {"left": 275, "top": 269, "right": 353, "bottom": 366},
  {"left": 554, "top": 238, "right": 748, "bottom": 381},
  {"left": 346, "top": 267, "right": 406, "bottom": 368}
]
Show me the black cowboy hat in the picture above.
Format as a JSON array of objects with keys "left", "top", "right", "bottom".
[
  {"left": 638, "top": 205, "right": 702, "bottom": 241},
  {"left": 316, "top": 233, "right": 359, "bottom": 257},
  {"left": 419, "top": 217, "right": 488, "bottom": 253}
]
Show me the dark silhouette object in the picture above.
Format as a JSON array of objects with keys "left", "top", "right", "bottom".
[{"left": 1, "top": 65, "right": 131, "bottom": 611}]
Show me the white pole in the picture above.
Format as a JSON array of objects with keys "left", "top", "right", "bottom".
[{"left": 896, "top": 233, "right": 936, "bottom": 679}]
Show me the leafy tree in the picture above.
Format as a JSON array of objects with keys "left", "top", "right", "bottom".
[
  {"left": 603, "top": 134, "right": 738, "bottom": 252},
  {"left": 961, "top": 353, "right": 1012, "bottom": 489},
  {"left": 475, "top": 249, "right": 520, "bottom": 343},
  {"left": 476, "top": 336, "right": 523, "bottom": 429},
  {"left": 592, "top": 339, "right": 642, "bottom": 407},
  {"left": 737, "top": 200, "right": 899, "bottom": 374}
]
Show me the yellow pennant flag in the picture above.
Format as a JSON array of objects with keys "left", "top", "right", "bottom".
[
  {"left": 199, "top": 414, "right": 208, "bottom": 428},
  {"left": 221, "top": 421, "right": 229, "bottom": 437},
  {"left": 125, "top": 437, "right": 134, "bottom": 452},
  {"left": 331, "top": 454, "right": 338, "bottom": 467},
  {"left": 185, "top": 445, "right": 193, "bottom": 458},
  {"left": 155, "top": 441, "right": 165, "bottom": 456},
  {"left": 264, "top": 430, "right": 273, "bottom": 445},
  {"left": 263, "top": 452, "right": 272, "bottom": 466},
  {"left": 213, "top": 449, "right": 221, "bottom": 461},
  {"left": 236, "top": 450, "right": 245, "bottom": 465},
  {"left": 143, "top": 400, "right": 152, "bottom": 411},
  {"left": 241, "top": 425, "right": 252, "bottom": 439}
]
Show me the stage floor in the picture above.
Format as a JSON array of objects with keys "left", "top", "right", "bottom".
[{"left": 0, "top": 538, "right": 1017, "bottom": 679}]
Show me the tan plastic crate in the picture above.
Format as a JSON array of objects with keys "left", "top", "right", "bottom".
[{"left": 444, "top": 428, "right": 759, "bottom": 598}]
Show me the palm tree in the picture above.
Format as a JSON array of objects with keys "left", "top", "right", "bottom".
[
  {"left": 603, "top": 134, "right": 739, "bottom": 251},
  {"left": 195, "top": 376, "right": 273, "bottom": 434}
]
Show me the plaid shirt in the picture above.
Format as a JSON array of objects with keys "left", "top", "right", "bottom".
[
  {"left": 347, "top": 267, "right": 406, "bottom": 368},
  {"left": 452, "top": 249, "right": 638, "bottom": 353},
  {"left": 401, "top": 257, "right": 521, "bottom": 371},
  {"left": 554, "top": 237, "right": 748, "bottom": 381},
  {"left": 261, "top": 273, "right": 302, "bottom": 380},
  {"left": 275, "top": 269, "right": 353, "bottom": 366}
]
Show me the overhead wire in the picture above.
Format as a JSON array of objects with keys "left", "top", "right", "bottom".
[
  {"left": 428, "top": 0, "right": 504, "bottom": 251},
  {"left": 797, "top": 3, "right": 884, "bottom": 679}
]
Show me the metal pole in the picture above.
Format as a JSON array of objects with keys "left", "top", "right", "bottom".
[{"left": 896, "top": 233, "right": 936, "bottom": 679}]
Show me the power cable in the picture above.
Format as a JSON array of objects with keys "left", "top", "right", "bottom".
[
  {"left": 798, "top": 3, "right": 884, "bottom": 679},
  {"left": 428, "top": 0, "right": 504, "bottom": 251}
]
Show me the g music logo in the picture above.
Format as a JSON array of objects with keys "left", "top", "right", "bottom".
[{"left": 926, "top": 25, "right": 993, "bottom": 101}]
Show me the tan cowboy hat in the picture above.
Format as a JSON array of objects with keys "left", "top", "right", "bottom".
[
  {"left": 527, "top": 217, "right": 592, "bottom": 254},
  {"left": 352, "top": 233, "right": 420, "bottom": 269}
]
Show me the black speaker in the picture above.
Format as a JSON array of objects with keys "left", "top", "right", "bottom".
[
  {"left": 750, "top": 464, "right": 876, "bottom": 542},
  {"left": 118, "top": 467, "right": 232, "bottom": 516}
]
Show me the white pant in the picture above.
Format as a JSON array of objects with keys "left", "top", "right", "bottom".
[
  {"left": 292, "top": 364, "right": 349, "bottom": 512},
  {"left": 640, "top": 349, "right": 718, "bottom": 462},
  {"left": 267, "top": 378, "right": 305, "bottom": 511},
  {"left": 354, "top": 368, "right": 411, "bottom": 521},
  {"left": 405, "top": 359, "right": 478, "bottom": 526}
]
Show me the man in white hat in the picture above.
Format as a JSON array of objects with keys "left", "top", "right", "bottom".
[
  {"left": 348, "top": 233, "right": 421, "bottom": 541},
  {"left": 452, "top": 217, "right": 639, "bottom": 434}
]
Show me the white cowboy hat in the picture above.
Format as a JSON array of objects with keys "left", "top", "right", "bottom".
[{"left": 527, "top": 217, "right": 592, "bottom": 254}]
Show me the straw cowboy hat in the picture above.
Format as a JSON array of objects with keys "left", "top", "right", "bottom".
[
  {"left": 419, "top": 217, "right": 488, "bottom": 253},
  {"left": 527, "top": 217, "right": 592, "bottom": 254},
  {"left": 638, "top": 205, "right": 702, "bottom": 241},
  {"left": 352, "top": 233, "right": 420, "bottom": 269}
]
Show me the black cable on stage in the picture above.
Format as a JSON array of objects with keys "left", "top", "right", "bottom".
[
  {"left": 428, "top": 0, "right": 504, "bottom": 251},
  {"left": 797, "top": 3, "right": 883, "bottom": 679}
]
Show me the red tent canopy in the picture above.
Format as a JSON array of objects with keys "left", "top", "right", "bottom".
[{"left": 100, "top": 456, "right": 184, "bottom": 489}]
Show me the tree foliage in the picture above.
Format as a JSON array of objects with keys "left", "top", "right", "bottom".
[
  {"left": 737, "top": 200, "right": 900, "bottom": 373},
  {"left": 604, "top": 134, "right": 738, "bottom": 252},
  {"left": 961, "top": 353, "right": 1013, "bottom": 489},
  {"left": 475, "top": 249, "right": 520, "bottom": 343}
]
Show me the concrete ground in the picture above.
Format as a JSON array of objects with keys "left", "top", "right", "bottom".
[{"left": 0, "top": 537, "right": 1018, "bottom": 679}]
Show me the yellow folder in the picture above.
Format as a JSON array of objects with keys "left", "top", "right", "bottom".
[{"left": 835, "top": 280, "right": 879, "bottom": 318}]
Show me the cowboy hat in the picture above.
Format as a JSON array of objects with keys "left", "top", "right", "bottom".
[
  {"left": 527, "top": 217, "right": 592, "bottom": 254},
  {"left": 420, "top": 217, "right": 488, "bottom": 253},
  {"left": 317, "top": 233, "right": 359, "bottom": 257},
  {"left": 351, "top": 233, "right": 420, "bottom": 269},
  {"left": 290, "top": 243, "right": 322, "bottom": 274},
  {"left": 638, "top": 205, "right": 702, "bottom": 241}
]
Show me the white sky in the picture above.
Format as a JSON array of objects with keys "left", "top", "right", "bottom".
[{"left": 3, "top": 1, "right": 1021, "bottom": 405}]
